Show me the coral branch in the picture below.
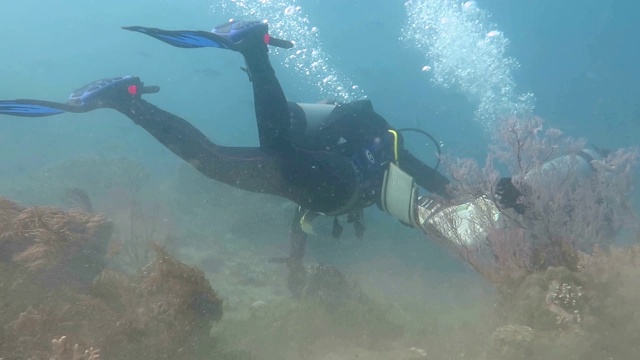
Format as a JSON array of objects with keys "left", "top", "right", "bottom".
[{"left": 442, "top": 117, "right": 638, "bottom": 283}]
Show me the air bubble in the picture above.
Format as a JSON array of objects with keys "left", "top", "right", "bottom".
[
  {"left": 211, "top": 0, "right": 365, "bottom": 101},
  {"left": 462, "top": 1, "right": 477, "bottom": 11},
  {"left": 402, "top": 0, "right": 535, "bottom": 129}
]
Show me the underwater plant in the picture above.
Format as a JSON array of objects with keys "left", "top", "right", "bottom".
[
  {"left": 0, "top": 197, "right": 228, "bottom": 360},
  {"left": 442, "top": 116, "right": 638, "bottom": 284}
]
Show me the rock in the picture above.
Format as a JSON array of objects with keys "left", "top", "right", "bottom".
[{"left": 486, "top": 324, "right": 535, "bottom": 360}]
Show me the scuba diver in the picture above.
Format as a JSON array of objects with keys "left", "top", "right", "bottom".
[{"left": 0, "top": 20, "right": 453, "bottom": 295}]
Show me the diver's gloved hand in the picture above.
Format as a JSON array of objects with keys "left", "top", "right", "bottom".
[
  {"left": 495, "top": 177, "right": 526, "bottom": 214},
  {"left": 67, "top": 76, "right": 159, "bottom": 111}
]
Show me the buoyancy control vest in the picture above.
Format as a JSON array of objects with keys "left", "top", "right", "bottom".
[{"left": 288, "top": 100, "right": 399, "bottom": 238}]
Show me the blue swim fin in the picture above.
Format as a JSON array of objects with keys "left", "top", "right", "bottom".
[
  {"left": 0, "top": 77, "right": 160, "bottom": 118},
  {"left": 123, "top": 26, "right": 235, "bottom": 49},
  {"left": 0, "top": 100, "right": 75, "bottom": 117},
  {"left": 122, "top": 24, "right": 294, "bottom": 50}
]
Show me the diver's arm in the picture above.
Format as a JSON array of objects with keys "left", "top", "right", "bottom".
[{"left": 398, "top": 149, "right": 453, "bottom": 199}]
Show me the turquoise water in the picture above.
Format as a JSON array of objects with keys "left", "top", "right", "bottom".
[
  {"left": 3, "top": 0, "right": 637, "bottom": 169},
  {"left": 0, "top": 1, "right": 638, "bottom": 359}
]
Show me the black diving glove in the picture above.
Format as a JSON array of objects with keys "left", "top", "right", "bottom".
[{"left": 496, "top": 177, "right": 526, "bottom": 214}]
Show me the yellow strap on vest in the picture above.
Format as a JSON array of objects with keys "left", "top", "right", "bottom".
[{"left": 387, "top": 129, "right": 399, "bottom": 163}]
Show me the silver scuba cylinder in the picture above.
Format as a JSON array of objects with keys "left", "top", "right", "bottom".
[{"left": 296, "top": 103, "right": 336, "bottom": 134}]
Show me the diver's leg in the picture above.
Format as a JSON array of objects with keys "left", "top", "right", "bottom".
[
  {"left": 245, "top": 46, "right": 292, "bottom": 154},
  {"left": 75, "top": 74, "right": 358, "bottom": 212},
  {"left": 119, "top": 98, "right": 291, "bottom": 195},
  {"left": 121, "top": 97, "right": 361, "bottom": 214},
  {"left": 214, "top": 21, "right": 292, "bottom": 153}
]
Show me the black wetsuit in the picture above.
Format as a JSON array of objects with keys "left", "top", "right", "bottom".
[{"left": 111, "top": 38, "right": 450, "bottom": 291}]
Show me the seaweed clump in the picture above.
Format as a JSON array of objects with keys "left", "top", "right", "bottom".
[
  {"left": 0, "top": 197, "right": 227, "bottom": 360},
  {"left": 0, "top": 197, "right": 112, "bottom": 288},
  {"left": 476, "top": 245, "right": 640, "bottom": 360},
  {"left": 438, "top": 117, "right": 640, "bottom": 359}
]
